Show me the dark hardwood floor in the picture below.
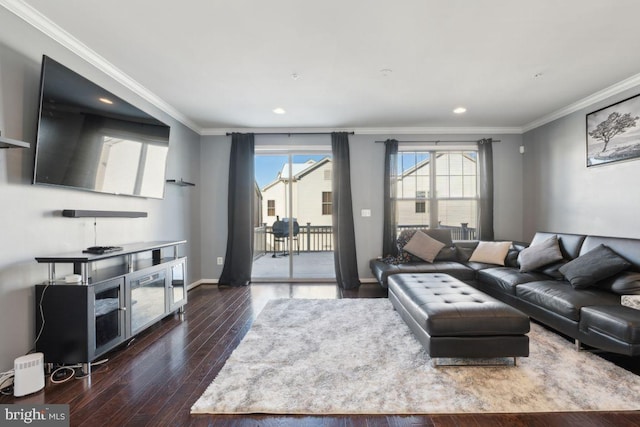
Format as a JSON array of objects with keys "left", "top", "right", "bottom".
[{"left": 3, "top": 283, "right": 640, "bottom": 426}]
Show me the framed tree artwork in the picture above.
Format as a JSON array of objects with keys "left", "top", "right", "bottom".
[{"left": 586, "top": 94, "right": 640, "bottom": 166}]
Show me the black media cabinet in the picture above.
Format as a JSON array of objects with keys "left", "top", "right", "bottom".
[{"left": 34, "top": 241, "right": 187, "bottom": 375}]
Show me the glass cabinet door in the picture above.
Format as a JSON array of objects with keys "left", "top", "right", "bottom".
[
  {"left": 128, "top": 269, "right": 166, "bottom": 335},
  {"left": 92, "top": 278, "right": 125, "bottom": 358},
  {"left": 168, "top": 259, "right": 187, "bottom": 311}
]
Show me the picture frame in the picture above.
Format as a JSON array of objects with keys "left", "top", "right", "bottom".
[{"left": 586, "top": 93, "right": 640, "bottom": 167}]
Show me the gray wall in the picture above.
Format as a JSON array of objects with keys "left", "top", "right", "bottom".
[
  {"left": 0, "top": 9, "right": 201, "bottom": 370},
  {"left": 199, "top": 133, "right": 524, "bottom": 281},
  {"left": 522, "top": 87, "right": 640, "bottom": 241}
]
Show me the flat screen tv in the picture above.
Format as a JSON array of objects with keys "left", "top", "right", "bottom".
[{"left": 33, "top": 55, "right": 171, "bottom": 199}]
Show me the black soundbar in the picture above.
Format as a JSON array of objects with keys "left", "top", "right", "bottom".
[{"left": 62, "top": 209, "right": 148, "bottom": 218}]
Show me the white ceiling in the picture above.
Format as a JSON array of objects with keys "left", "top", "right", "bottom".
[{"left": 8, "top": 0, "right": 640, "bottom": 134}]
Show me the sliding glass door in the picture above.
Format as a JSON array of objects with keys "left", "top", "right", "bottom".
[{"left": 252, "top": 151, "right": 335, "bottom": 281}]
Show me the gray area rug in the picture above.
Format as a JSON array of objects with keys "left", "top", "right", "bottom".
[{"left": 191, "top": 298, "right": 640, "bottom": 414}]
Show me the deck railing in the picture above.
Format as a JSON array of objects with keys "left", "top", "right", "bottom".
[
  {"left": 253, "top": 222, "right": 476, "bottom": 259},
  {"left": 254, "top": 223, "right": 334, "bottom": 259},
  {"left": 397, "top": 223, "right": 477, "bottom": 240}
]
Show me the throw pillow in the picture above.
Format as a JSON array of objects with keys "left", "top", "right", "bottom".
[
  {"left": 539, "top": 260, "right": 567, "bottom": 280},
  {"left": 468, "top": 241, "right": 512, "bottom": 266},
  {"left": 597, "top": 271, "right": 640, "bottom": 295},
  {"left": 558, "top": 244, "right": 631, "bottom": 289},
  {"left": 517, "top": 235, "right": 564, "bottom": 272},
  {"left": 402, "top": 230, "right": 446, "bottom": 263},
  {"left": 456, "top": 243, "right": 478, "bottom": 262},
  {"left": 434, "top": 246, "right": 458, "bottom": 262}
]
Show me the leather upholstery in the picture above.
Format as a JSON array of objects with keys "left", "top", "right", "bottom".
[
  {"left": 581, "top": 235, "right": 640, "bottom": 271},
  {"left": 389, "top": 273, "right": 529, "bottom": 358},
  {"left": 579, "top": 306, "right": 640, "bottom": 342},
  {"left": 531, "top": 232, "right": 586, "bottom": 260},
  {"left": 371, "top": 231, "right": 640, "bottom": 356},
  {"left": 516, "top": 280, "right": 620, "bottom": 321},
  {"left": 478, "top": 267, "right": 550, "bottom": 295},
  {"left": 370, "top": 259, "right": 475, "bottom": 287}
]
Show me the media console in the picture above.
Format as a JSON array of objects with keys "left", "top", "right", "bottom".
[{"left": 34, "top": 241, "right": 187, "bottom": 376}]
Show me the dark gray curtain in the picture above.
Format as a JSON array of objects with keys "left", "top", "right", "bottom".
[
  {"left": 477, "top": 138, "right": 494, "bottom": 241},
  {"left": 383, "top": 139, "right": 398, "bottom": 257},
  {"left": 331, "top": 132, "right": 360, "bottom": 290},
  {"left": 219, "top": 133, "right": 255, "bottom": 286}
]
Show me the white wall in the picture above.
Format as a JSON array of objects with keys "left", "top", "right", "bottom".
[
  {"left": 0, "top": 9, "right": 201, "bottom": 370},
  {"left": 199, "top": 132, "right": 524, "bottom": 282},
  {"left": 522, "top": 87, "right": 640, "bottom": 241}
]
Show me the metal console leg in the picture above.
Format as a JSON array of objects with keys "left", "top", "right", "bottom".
[{"left": 79, "top": 362, "right": 91, "bottom": 377}]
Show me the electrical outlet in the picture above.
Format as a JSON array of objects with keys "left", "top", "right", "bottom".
[{"left": 217, "top": 257, "right": 224, "bottom": 265}]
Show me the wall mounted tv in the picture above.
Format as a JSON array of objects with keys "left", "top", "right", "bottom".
[{"left": 33, "top": 55, "right": 171, "bottom": 199}]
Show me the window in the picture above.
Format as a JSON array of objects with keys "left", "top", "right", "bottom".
[
  {"left": 267, "top": 200, "right": 275, "bottom": 216},
  {"left": 394, "top": 150, "right": 478, "bottom": 239},
  {"left": 322, "top": 191, "right": 332, "bottom": 215},
  {"left": 415, "top": 191, "right": 426, "bottom": 213}
]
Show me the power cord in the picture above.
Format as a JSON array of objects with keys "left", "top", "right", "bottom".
[
  {"left": 33, "top": 282, "right": 51, "bottom": 349},
  {"left": 49, "top": 359, "right": 109, "bottom": 384},
  {"left": 0, "top": 369, "right": 14, "bottom": 395}
]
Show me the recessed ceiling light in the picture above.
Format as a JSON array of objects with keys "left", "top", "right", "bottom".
[
  {"left": 453, "top": 107, "right": 467, "bottom": 114},
  {"left": 273, "top": 107, "right": 286, "bottom": 115},
  {"left": 291, "top": 73, "right": 300, "bottom": 80},
  {"left": 99, "top": 97, "right": 113, "bottom": 105},
  {"left": 380, "top": 68, "right": 393, "bottom": 77}
]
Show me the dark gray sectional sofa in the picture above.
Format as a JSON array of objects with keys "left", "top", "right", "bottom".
[{"left": 370, "top": 230, "right": 640, "bottom": 356}]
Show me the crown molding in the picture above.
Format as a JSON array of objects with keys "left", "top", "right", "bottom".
[
  {"left": 0, "top": 0, "right": 202, "bottom": 134},
  {"left": 351, "top": 126, "right": 523, "bottom": 135},
  {"left": 201, "top": 126, "right": 523, "bottom": 136},
  {"left": 522, "top": 72, "right": 640, "bottom": 133}
]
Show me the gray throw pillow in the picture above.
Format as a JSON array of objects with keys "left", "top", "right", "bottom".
[
  {"left": 597, "top": 271, "right": 640, "bottom": 295},
  {"left": 558, "top": 244, "right": 631, "bottom": 289},
  {"left": 518, "top": 235, "right": 564, "bottom": 272}
]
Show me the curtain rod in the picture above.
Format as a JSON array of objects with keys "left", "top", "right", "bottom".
[
  {"left": 226, "top": 132, "right": 355, "bottom": 136},
  {"left": 374, "top": 139, "right": 500, "bottom": 143}
]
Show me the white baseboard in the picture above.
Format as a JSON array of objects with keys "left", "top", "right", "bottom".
[{"left": 187, "top": 279, "right": 218, "bottom": 290}]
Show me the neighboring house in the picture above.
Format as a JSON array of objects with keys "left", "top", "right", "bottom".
[
  {"left": 395, "top": 151, "right": 478, "bottom": 229},
  {"left": 261, "top": 158, "right": 333, "bottom": 227}
]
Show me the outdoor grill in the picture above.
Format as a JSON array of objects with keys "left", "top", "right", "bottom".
[{"left": 271, "top": 217, "right": 299, "bottom": 257}]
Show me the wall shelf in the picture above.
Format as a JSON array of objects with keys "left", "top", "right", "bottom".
[
  {"left": 166, "top": 179, "right": 195, "bottom": 187},
  {"left": 0, "top": 132, "right": 30, "bottom": 149}
]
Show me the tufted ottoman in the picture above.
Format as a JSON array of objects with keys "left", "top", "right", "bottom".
[{"left": 388, "top": 273, "right": 530, "bottom": 365}]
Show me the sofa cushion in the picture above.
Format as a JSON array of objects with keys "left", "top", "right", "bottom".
[
  {"left": 597, "top": 271, "right": 640, "bottom": 295},
  {"left": 402, "top": 231, "right": 445, "bottom": 263},
  {"left": 580, "top": 235, "right": 640, "bottom": 270},
  {"left": 455, "top": 241, "right": 478, "bottom": 262},
  {"left": 580, "top": 306, "right": 640, "bottom": 343},
  {"left": 516, "top": 280, "right": 621, "bottom": 321},
  {"left": 559, "top": 244, "right": 631, "bottom": 289},
  {"left": 518, "top": 235, "right": 564, "bottom": 272},
  {"left": 369, "top": 259, "right": 475, "bottom": 287},
  {"left": 539, "top": 261, "right": 567, "bottom": 280},
  {"left": 530, "top": 232, "right": 586, "bottom": 260},
  {"left": 469, "top": 241, "right": 512, "bottom": 266},
  {"left": 478, "top": 267, "right": 552, "bottom": 295}
]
